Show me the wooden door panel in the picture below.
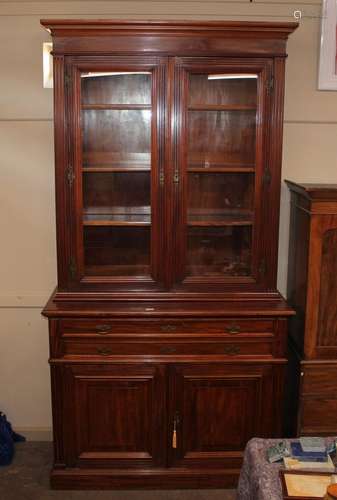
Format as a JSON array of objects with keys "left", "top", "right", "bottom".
[
  {"left": 169, "top": 363, "right": 281, "bottom": 467},
  {"left": 305, "top": 215, "right": 337, "bottom": 358},
  {"left": 317, "top": 226, "right": 337, "bottom": 349},
  {"left": 61, "top": 363, "right": 166, "bottom": 468},
  {"left": 185, "top": 380, "right": 257, "bottom": 452}
]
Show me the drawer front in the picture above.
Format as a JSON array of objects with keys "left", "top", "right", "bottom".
[
  {"left": 59, "top": 318, "right": 274, "bottom": 337},
  {"left": 301, "top": 364, "right": 337, "bottom": 395},
  {"left": 300, "top": 398, "right": 337, "bottom": 435},
  {"left": 60, "top": 337, "right": 274, "bottom": 357}
]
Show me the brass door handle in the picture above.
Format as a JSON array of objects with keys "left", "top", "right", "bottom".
[
  {"left": 96, "top": 324, "right": 112, "bottom": 335},
  {"left": 223, "top": 344, "right": 240, "bottom": 356},
  {"left": 97, "top": 347, "right": 112, "bottom": 356},
  {"left": 225, "top": 324, "right": 241, "bottom": 335},
  {"left": 160, "top": 346, "right": 177, "bottom": 354},
  {"left": 161, "top": 325, "right": 177, "bottom": 333}
]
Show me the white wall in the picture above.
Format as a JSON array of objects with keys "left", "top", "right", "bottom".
[{"left": 0, "top": 0, "right": 336, "bottom": 438}]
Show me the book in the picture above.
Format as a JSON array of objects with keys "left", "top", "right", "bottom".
[
  {"left": 300, "top": 437, "right": 326, "bottom": 453},
  {"left": 284, "top": 455, "right": 335, "bottom": 472},
  {"left": 267, "top": 441, "right": 290, "bottom": 463},
  {"left": 290, "top": 442, "right": 328, "bottom": 462}
]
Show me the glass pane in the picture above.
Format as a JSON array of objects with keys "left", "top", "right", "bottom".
[
  {"left": 81, "top": 72, "right": 151, "bottom": 105},
  {"left": 83, "top": 172, "right": 150, "bottom": 224},
  {"left": 189, "top": 73, "right": 257, "bottom": 107},
  {"left": 188, "top": 173, "right": 254, "bottom": 224},
  {"left": 84, "top": 227, "right": 150, "bottom": 276},
  {"left": 82, "top": 109, "right": 151, "bottom": 169},
  {"left": 187, "top": 226, "right": 252, "bottom": 277},
  {"left": 188, "top": 73, "right": 257, "bottom": 169},
  {"left": 185, "top": 72, "right": 257, "bottom": 279},
  {"left": 80, "top": 71, "right": 152, "bottom": 277},
  {"left": 188, "top": 110, "right": 256, "bottom": 168}
]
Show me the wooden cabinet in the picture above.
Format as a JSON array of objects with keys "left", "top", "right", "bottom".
[
  {"left": 42, "top": 20, "right": 297, "bottom": 489},
  {"left": 286, "top": 182, "right": 337, "bottom": 436}
]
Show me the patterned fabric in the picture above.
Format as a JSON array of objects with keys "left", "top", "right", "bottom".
[{"left": 237, "top": 438, "right": 284, "bottom": 500}]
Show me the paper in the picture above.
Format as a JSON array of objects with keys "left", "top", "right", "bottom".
[{"left": 284, "top": 473, "right": 331, "bottom": 497}]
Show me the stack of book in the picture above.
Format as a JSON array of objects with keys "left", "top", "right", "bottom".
[{"left": 284, "top": 438, "right": 335, "bottom": 472}]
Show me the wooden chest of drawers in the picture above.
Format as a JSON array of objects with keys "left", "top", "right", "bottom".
[
  {"left": 44, "top": 299, "right": 292, "bottom": 489},
  {"left": 286, "top": 182, "right": 337, "bottom": 436}
]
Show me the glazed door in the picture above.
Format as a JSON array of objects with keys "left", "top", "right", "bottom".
[
  {"left": 65, "top": 57, "right": 167, "bottom": 291},
  {"left": 168, "top": 363, "right": 280, "bottom": 468},
  {"left": 59, "top": 363, "right": 166, "bottom": 468},
  {"left": 171, "top": 58, "right": 273, "bottom": 292}
]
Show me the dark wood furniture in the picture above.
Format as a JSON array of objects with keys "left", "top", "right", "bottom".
[
  {"left": 41, "top": 20, "right": 297, "bottom": 489},
  {"left": 286, "top": 181, "right": 337, "bottom": 437}
]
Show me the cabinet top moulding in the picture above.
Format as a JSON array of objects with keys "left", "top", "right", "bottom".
[
  {"left": 286, "top": 181, "right": 337, "bottom": 201},
  {"left": 40, "top": 19, "right": 298, "bottom": 57}
]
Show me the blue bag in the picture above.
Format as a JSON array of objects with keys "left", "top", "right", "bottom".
[{"left": 0, "top": 412, "right": 25, "bottom": 466}]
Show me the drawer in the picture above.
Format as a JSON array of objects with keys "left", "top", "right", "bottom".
[
  {"left": 59, "top": 318, "right": 274, "bottom": 337},
  {"left": 301, "top": 364, "right": 337, "bottom": 395},
  {"left": 300, "top": 397, "right": 337, "bottom": 435},
  {"left": 60, "top": 336, "right": 274, "bottom": 357}
]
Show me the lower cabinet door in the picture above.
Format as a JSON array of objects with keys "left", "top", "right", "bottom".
[
  {"left": 168, "top": 363, "right": 283, "bottom": 468},
  {"left": 56, "top": 363, "right": 166, "bottom": 468}
]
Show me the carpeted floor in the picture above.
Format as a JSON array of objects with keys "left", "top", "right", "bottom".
[{"left": 0, "top": 442, "right": 237, "bottom": 500}]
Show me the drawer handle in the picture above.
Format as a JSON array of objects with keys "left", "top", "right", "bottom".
[
  {"left": 160, "top": 346, "right": 177, "bottom": 354},
  {"left": 161, "top": 325, "right": 177, "bottom": 333},
  {"left": 96, "top": 325, "right": 112, "bottom": 335},
  {"left": 224, "top": 345, "right": 240, "bottom": 356},
  {"left": 97, "top": 347, "right": 112, "bottom": 356},
  {"left": 225, "top": 324, "right": 241, "bottom": 335}
]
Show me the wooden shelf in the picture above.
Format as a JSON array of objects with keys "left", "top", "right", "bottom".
[
  {"left": 85, "top": 264, "right": 150, "bottom": 277},
  {"left": 83, "top": 166, "right": 151, "bottom": 172},
  {"left": 188, "top": 167, "right": 255, "bottom": 173},
  {"left": 83, "top": 213, "right": 151, "bottom": 226},
  {"left": 188, "top": 213, "right": 253, "bottom": 227},
  {"left": 82, "top": 104, "right": 151, "bottom": 110},
  {"left": 188, "top": 104, "right": 256, "bottom": 111}
]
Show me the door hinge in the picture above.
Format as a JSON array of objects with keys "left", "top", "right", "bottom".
[
  {"left": 173, "top": 170, "right": 179, "bottom": 184},
  {"left": 267, "top": 75, "right": 274, "bottom": 95},
  {"left": 67, "top": 164, "right": 75, "bottom": 187},
  {"left": 159, "top": 170, "right": 165, "bottom": 186},
  {"left": 259, "top": 259, "right": 267, "bottom": 277},
  {"left": 69, "top": 258, "right": 76, "bottom": 279},
  {"left": 263, "top": 167, "right": 272, "bottom": 187}
]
